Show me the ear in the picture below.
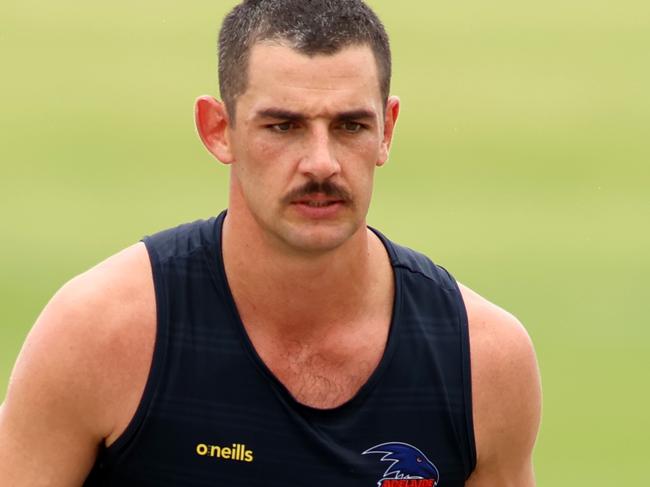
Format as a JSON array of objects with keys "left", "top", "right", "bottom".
[
  {"left": 377, "top": 96, "right": 400, "bottom": 167},
  {"left": 194, "top": 95, "right": 235, "bottom": 164}
]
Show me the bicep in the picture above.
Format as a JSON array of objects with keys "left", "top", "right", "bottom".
[
  {"left": 0, "top": 243, "right": 154, "bottom": 486},
  {"left": 0, "top": 287, "right": 109, "bottom": 486},
  {"left": 0, "top": 399, "right": 99, "bottom": 487},
  {"left": 465, "top": 451, "right": 535, "bottom": 487},
  {"left": 461, "top": 284, "right": 542, "bottom": 486}
]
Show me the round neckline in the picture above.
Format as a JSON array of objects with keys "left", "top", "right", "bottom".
[{"left": 206, "top": 211, "right": 403, "bottom": 419}]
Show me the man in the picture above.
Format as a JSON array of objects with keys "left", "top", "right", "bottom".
[{"left": 0, "top": 0, "right": 541, "bottom": 485}]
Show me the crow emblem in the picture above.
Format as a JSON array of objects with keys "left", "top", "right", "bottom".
[{"left": 363, "top": 442, "right": 440, "bottom": 486}]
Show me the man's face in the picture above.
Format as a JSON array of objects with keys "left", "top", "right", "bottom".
[{"left": 226, "top": 42, "right": 398, "bottom": 254}]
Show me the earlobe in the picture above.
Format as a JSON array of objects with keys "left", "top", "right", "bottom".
[
  {"left": 377, "top": 96, "right": 400, "bottom": 167},
  {"left": 194, "top": 95, "right": 235, "bottom": 164}
]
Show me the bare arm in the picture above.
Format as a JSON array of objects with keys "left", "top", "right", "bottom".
[
  {"left": 461, "top": 284, "right": 542, "bottom": 487},
  {"left": 0, "top": 243, "right": 155, "bottom": 486}
]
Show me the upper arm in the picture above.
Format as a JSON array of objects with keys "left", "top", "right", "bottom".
[
  {"left": 460, "top": 284, "right": 542, "bottom": 486},
  {"left": 0, "top": 243, "right": 155, "bottom": 486}
]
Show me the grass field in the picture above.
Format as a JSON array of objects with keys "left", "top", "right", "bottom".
[{"left": 1, "top": 0, "right": 649, "bottom": 484}]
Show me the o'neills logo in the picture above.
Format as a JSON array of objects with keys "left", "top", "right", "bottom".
[{"left": 196, "top": 443, "right": 254, "bottom": 463}]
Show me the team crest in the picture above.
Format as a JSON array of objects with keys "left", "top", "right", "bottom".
[{"left": 363, "top": 442, "right": 439, "bottom": 486}]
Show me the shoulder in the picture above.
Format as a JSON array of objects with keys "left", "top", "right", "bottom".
[
  {"left": 377, "top": 234, "right": 456, "bottom": 291},
  {"left": 459, "top": 284, "right": 541, "bottom": 485},
  {"left": 459, "top": 283, "right": 537, "bottom": 372},
  {"left": 143, "top": 215, "right": 219, "bottom": 264},
  {"left": 48, "top": 242, "right": 154, "bottom": 333},
  {"left": 3, "top": 242, "right": 156, "bottom": 445}
]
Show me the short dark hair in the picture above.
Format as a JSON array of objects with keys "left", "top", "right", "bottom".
[{"left": 218, "top": 0, "right": 392, "bottom": 118}]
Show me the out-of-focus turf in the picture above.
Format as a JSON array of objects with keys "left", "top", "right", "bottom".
[{"left": 1, "top": 0, "right": 648, "bottom": 483}]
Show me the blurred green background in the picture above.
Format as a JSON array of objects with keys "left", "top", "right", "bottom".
[{"left": 1, "top": 0, "right": 648, "bottom": 483}]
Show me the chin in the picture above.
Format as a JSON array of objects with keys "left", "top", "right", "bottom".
[{"left": 278, "top": 221, "right": 359, "bottom": 255}]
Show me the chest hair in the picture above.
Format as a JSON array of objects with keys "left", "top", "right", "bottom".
[{"left": 262, "top": 332, "right": 386, "bottom": 409}]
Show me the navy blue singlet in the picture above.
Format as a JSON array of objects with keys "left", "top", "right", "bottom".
[{"left": 84, "top": 211, "right": 475, "bottom": 486}]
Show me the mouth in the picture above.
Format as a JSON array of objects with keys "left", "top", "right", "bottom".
[
  {"left": 289, "top": 194, "right": 346, "bottom": 218},
  {"left": 292, "top": 192, "right": 345, "bottom": 207},
  {"left": 293, "top": 199, "right": 343, "bottom": 208}
]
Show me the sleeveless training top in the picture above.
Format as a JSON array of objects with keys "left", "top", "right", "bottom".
[{"left": 84, "top": 211, "right": 476, "bottom": 486}]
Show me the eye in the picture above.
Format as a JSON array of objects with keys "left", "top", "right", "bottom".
[
  {"left": 269, "top": 122, "right": 294, "bottom": 133},
  {"left": 416, "top": 457, "right": 422, "bottom": 463},
  {"left": 341, "top": 121, "right": 363, "bottom": 133}
]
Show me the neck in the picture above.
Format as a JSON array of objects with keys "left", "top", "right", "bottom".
[{"left": 222, "top": 205, "right": 387, "bottom": 337}]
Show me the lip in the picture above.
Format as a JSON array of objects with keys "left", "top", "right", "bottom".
[{"left": 290, "top": 200, "right": 346, "bottom": 219}]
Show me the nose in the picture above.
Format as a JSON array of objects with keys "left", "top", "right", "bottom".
[{"left": 298, "top": 125, "right": 341, "bottom": 181}]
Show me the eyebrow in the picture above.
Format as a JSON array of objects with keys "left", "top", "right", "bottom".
[
  {"left": 255, "top": 108, "right": 377, "bottom": 122},
  {"left": 334, "top": 109, "right": 377, "bottom": 122},
  {"left": 256, "top": 108, "right": 306, "bottom": 122}
]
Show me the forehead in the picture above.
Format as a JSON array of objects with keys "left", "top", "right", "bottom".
[{"left": 237, "top": 42, "right": 383, "bottom": 118}]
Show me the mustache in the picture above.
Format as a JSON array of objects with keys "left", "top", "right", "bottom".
[{"left": 282, "top": 180, "right": 353, "bottom": 205}]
